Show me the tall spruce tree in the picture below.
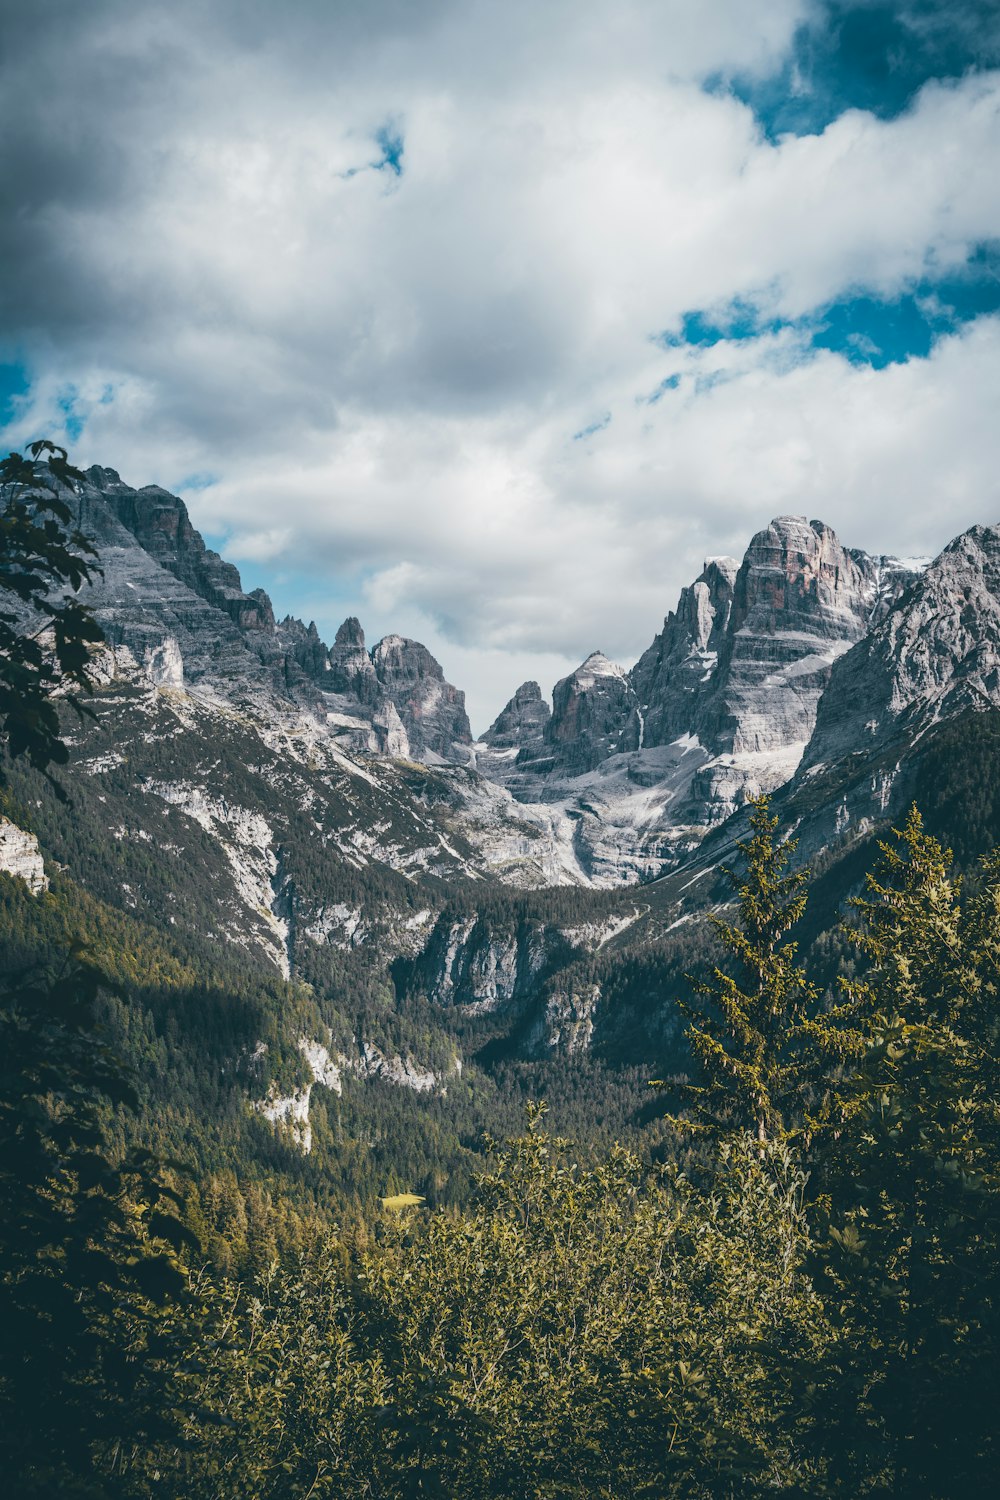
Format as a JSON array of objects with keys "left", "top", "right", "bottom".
[
  {"left": 671, "top": 795, "right": 816, "bottom": 1147},
  {"left": 808, "top": 808, "right": 1000, "bottom": 1497}
]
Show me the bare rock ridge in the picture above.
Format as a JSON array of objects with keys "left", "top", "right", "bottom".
[
  {"left": 0, "top": 818, "right": 48, "bottom": 894},
  {"left": 802, "top": 522, "right": 1000, "bottom": 777},
  {"left": 72, "top": 467, "right": 472, "bottom": 763},
  {"left": 676, "top": 519, "right": 1000, "bottom": 888},
  {"left": 630, "top": 554, "right": 738, "bottom": 749},
  {"left": 60, "top": 462, "right": 964, "bottom": 886},
  {"left": 480, "top": 680, "right": 550, "bottom": 752},
  {"left": 472, "top": 517, "right": 925, "bottom": 878}
]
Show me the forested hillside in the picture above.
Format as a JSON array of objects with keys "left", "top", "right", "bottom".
[{"left": 3, "top": 445, "right": 1000, "bottom": 1496}]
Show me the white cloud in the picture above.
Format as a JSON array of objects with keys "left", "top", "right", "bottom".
[{"left": 2, "top": 3, "right": 999, "bottom": 730}]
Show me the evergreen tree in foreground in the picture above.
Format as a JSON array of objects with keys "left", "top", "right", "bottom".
[
  {"left": 672, "top": 796, "right": 816, "bottom": 1146},
  {"left": 0, "top": 953, "right": 197, "bottom": 1495},
  {"left": 807, "top": 808, "right": 1000, "bottom": 1496}
]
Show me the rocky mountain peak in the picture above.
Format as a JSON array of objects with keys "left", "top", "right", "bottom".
[
  {"left": 87, "top": 467, "right": 278, "bottom": 636},
  {"left": 335, "top": 616, "right": 366, "bottom": 648},
  {"left": 481, "top": 681, "right": 551, "bottom": 752},
  {"left": 370, "top": 635, "right": 473, "bottom": 760},
  {"left": 803, "top": 521, "right": 1000, "bottom": 772},
  {"left": 578, "top": 651, "right": 628, "bottom": 680},
  {"left": 63, "top": 468, "right": 475, "bottom": 767},
  {"left": 546, "top": 652, "right": 639, "bottom": 775},
  {"left": 328, "top": 616, "right": 378, "bottom": 701}
]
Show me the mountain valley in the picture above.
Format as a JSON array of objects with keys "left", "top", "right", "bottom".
[{"left": 3, "top": 463, "right": 999, "bottom": 1203}]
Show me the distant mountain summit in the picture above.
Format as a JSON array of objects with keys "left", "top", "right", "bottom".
[
  {"left": 70, "top": 467, "right": 473, "bottom": 764},
  {"left": 58, "top": 463, "right": 1000, "bottom": 890},
  {"left": 473, "top": 515, "right": 925, "bottom": 879}
]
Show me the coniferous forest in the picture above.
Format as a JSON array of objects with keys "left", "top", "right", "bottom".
[{"left": 2, "top": 444, "right": 999, "bottom": 1497}]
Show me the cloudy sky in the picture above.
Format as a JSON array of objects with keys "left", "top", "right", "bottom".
[{"left": 2, "top": 1, "right": 999, "bottom": 731}]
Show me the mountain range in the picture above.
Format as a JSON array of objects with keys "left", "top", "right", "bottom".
[{"left": 3, "top": 462, "right": 999, "bottom": 1180}]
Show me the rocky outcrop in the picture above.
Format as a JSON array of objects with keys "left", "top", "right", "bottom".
[
  {"left": 0, "top": 819, "right": 48, "bottom": 894},
  {"left": 65, "top": 469, "right": 473, "bottom": 765},
  {"left": 411, "top": 912, "right": 574, "bottom": 1012},
  {"left": 327, "top": 617, "right": 380, "bottom": 701},
  {"left": 544, "top": 653, "right": 640, "bottom": 774},
  {"left": 471, "top": 518, "right": 925, "bottom": 875},
  {"left": 696, "top": 518, "right": 890, "bottom": 758},
  {"left": 89, "top": 467, "right": 276, "bottom": 634},
  {"left": 803, "top": 524, "right": 1000, "bottom": 774},
  {"left": 633, "top": 518, "right": 920, "bottom": 771},
  {"left": 631, "top": 555, "right": 738, "bottom": 748},
  {"left": 678, "top": 524, "right": 1000, "bottom": 878},
  {"left": 370, "top": 634, "right": 472, "bottom": 761},
  {"left": 527, "top": 979, "right": 602, "bottom": 1055},
  {"left": 481, "top": 681, "right": 550, "bottom": 752}
]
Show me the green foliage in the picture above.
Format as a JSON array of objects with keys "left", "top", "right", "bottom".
[
  {"left": 155, "top": 1111, "right": 828, "bottom": 1499},
  {"left": 0, "top": 441, "right": 105, "bottom": 796},
  {"left": 805, "top": 807, "right": 1000, "bottom": 1494},
  {"left": 0, "top": 954, "right": 195, "bottom": 1495},
  {"left": 671, "top": 796, "right": 817, "bottom": 1145}
]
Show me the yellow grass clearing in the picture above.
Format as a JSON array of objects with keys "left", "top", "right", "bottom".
[{"left": 381, "top": 1192, "right": 426, "bottom": 1211}]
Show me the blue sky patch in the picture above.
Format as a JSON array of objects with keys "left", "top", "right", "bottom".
[
  {"left": 644, "top": 373, "right": 682, "bottom": 404},
  {"left": 713, "top": 1, "right": 1000, "bottom": 140},
  {"left": 178, "top": 472, "right": 220, "bottom": 493},
  {"left": 0, "top": 361, "right": 30, "bottom": 428},
  {"left": 573, "top": 412, "right": 612, "bottom": 440},
  {"left": 659, "top": 241, "right": 1000, "bottom": 369},
  {"left": 374, "top": 122, "right": 405, "bottom": 176},
  {"left": 56, "top": 388, "right": 85, "bottom": 443}
]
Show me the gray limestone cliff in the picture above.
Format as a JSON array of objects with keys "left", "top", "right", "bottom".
[
  {"left": 0, "top": 819, "right": 48, "bottom": 894},
  {"left": 481, "top": 681, "right": 550, "bottom": 752},
  {"left": 802, "top": 523, "right": 1000, "bottom": 775},
  {"left": 631, "top": 555, "right": 738, "bottom": 748},
  {"left": 64, "top": 468, "right": 472, "bottom": 766},
  {"left": 370, "top": 634, "right": 472, "bottom": 762},
  {"left": 470, "top": 516, "right": 924, "bottom": 881},
  {"left": 545, "top": 653, "right": 640, "bottom": 774}
]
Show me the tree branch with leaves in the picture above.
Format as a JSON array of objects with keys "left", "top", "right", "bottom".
[{"left": 0, "top": 439, "right": 104, "bottom": 800}]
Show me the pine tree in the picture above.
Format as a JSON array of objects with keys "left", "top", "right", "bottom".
[
  {"left": 808, "top": 808, "right": 1000, "bottom": 1496},
  {"left": 671, "top": 795, "right": 816, "bottom": 1147}
]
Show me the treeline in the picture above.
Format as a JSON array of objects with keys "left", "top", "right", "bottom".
[{"left": 3, "top": 801, "right": 1000, "bottom": 1495}]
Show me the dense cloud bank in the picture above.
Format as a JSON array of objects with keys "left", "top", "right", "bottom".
[{"left": 2, "top": 1, "right": 999, "bottom": 727}]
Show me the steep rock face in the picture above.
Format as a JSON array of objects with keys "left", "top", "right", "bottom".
[
  {"left": 89, "top": 467, "right": 275, "bottom": 634},
  {"left": 66, "top": 470, "right": 474, "bottom": 766},
  {"left": 0, "top": 819, "right": 48, "bottom": 894},
  {"left": 327, "top": 617, "right": 379, "bottom": 702},
  {"left": 371, "top": 634, "right": 472, "bottom": 761},
  {"left": 468, "top": 517, "right": 924, "bottom": 880},
  {"left": 545, "top": 653, "right": 640, "bottom": 775},
  {"left": 803, "top": 524, "right": 1000, "bottom": 773},
  {"left": 698, "top": 518, "right": 887, "bottom": 758},
  {"left": 526, "top": 979, "right": 602, "bottom": 1055},
  {"left": 631, "top": 556, "right": 738, "bottom": 748},
  {"left": 481, "top": 681, "right": 550, "bottom": 752},
  {"left": 276, "top": 616, "right": 328, "bottom": 681},
  {"left": 411, "top": 913, "right": 574, "bottom": 1011},
  {"left": 70, "top": 473, "right": 286, "bottom": 694}
]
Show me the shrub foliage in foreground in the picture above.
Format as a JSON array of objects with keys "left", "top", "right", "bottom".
[
  {"left": 163, "top": 1118, "right": 827, "bottom": 1499},
  {"left": 2, "top": 802, "right": 1000, "bottom": 1497}
]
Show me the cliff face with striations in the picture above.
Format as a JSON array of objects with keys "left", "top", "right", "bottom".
[
  {"left": 54, "top": 464, "right": 947, "bottom": 888},
  {"left": 0, "top": 819, "right": 48, "bottom": 894},
  {"left": 470, "top": 516, "right": 924, "bottom": 881},
  {"left": 68, "top": 467, "right": 472, "bottom": 764},
  {"left": 800, "top": 523, "right": 1000, "bottom": 787}
]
